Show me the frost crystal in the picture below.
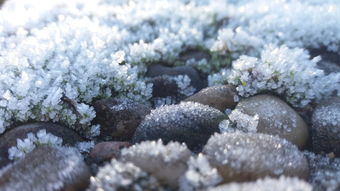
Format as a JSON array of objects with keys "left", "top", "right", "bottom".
[
  {"left": 209, "top": 176, "right": 312, "bottom": 191},
  {"left": 87, "top": 159, "right": 162, "bottom": 191},
  {"left": 209, "top": 45, "right": 340, "bottom": 107},
  {"left": 179, "top": 154, "right": 222, "bottom": 191},
  {"left": 228, "top": 109, "right": 259, "bottom": 133},
  {"left": 8, "top": 129, "right": 63, "bottom": 160},
  {"left": 305, "top": 151, "right": 340, "bottom": 191}
]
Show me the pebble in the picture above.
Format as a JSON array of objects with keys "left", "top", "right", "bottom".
[
  {"left": 146, "top": 64, "right": 205, "bottom": 91},
  {"left": 184, "top": 85, "right": 238, "bottom": 112},
  {"left": 121, "top": 140, "right": 191, "bottom": 188},
  {"left": 0, "top": 145, "right": 90, "bottom": 191},
  {"left": 132, "top": 102, "right": 226, "bottom": 151},
  {"left": 203, "top": 132, "right": 309, "bottom": 183},
  {"left": 234, "top": 94, "right": 309, "bottom": 148},
  {"left": 312, "top": 97, "right": 340, "bottom": 156},
  {"left": 93, "top": 98, "right": 151, "bottom": 141},
  {"left": 88, "top": 141, "right": 131, "bottom": 164},
  {"left": 0, "top": 122, "right": 83, "bottom": 168}
]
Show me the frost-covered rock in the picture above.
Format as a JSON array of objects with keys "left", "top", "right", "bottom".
[
  {"left": 146, "top": 64, "right": 204, "bottom": 91},
  {"left": 312, "top": 97, "right": 340, "bottom": 156},
  {"left": 305, "top": 151, "right": 340, "bottom": 191},
  {"left": 87, "top": 159, "right": 164, "bottom": 191},
  {"left": 233, "top": 94, "right": 309, "bottom": 148},
  {"left": 209, "top": 45, "right": 340, "bottom": 108},
  {"left": 209, "top": 176, "right": 312, "bottom": 191},
  {"left": 121, "top": 140, "right": 191, "bottom": 188},
  {"left": 203, "top": 132, "right": 309, "bottom": 183},
  {"left": 179, "top": 153, "right": 222, "bottom": 191},
  {"left": 0, "top": 146, "right": 90, "bottom": 191},
  {"left": 93, "top": 98, "right": 151, "bottom": 141},
  {"left": 132, "top": 102, "right": 226, "bottom": 151},
  {"left": 0, "top": 122, "right": 83, "bottom": 168},
  {"left": 184, "top": 85, "right": 238, "bottom": 112}
]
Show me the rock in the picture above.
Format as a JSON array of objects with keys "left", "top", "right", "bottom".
[
  {"left": 87, "top": 159, "right": 164, "bottom": 191},
  {"left": 93, "top": 98, "right": 151, "bottom": 141},
  {"left": 184, "top": 85, "right": 238, "bottom": 112},
  {"left": 203, "top": 132, "right": 309, "bottom": 183},
  {"left": 121, "top": 140, "right": 191, "bottom": 188},
  {"left": 234, "top": 94, "right": 309, "bottom": 148},
  {"left": 0, "top": 146, "right": 90, "bottom": 191},
  {"left": 179, "top": 49, "right": 211, "bottom": 63},
  {"left": 209, "top": 176, "right": 312, "bottom": 191},
  {"left": 88, "top": 141, "right": 131, "bottom": 164},
  {"left": 309, "top": 48, "right": 340, "bottom": 74},
  {"left": 146, "top": 64, "right": 205, "bottom": 91},
  {"left": 0, "top": 122, "right": 83, "bottom": 169},
  {"left": 132, "top": 102, "right": 226, "bottom": 151},
  {"left": 312, "top": 97, "right": 340, "bottom": 156},
  {"left": 304, "top": 151, "right": 340, "bottom": 191}
]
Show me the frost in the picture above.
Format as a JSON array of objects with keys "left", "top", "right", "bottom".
[
  {"left": 209, "top": 45, "right": 340, "bottom": 107},
  {"left": 87, "top": 159, "right": 162, "bottom": 191},
  {"left": 75, "top": 141, "right": 95, "bottom": 154},
  {"left": 179, "top": 154, "right": 222, "bottom": 191},
  {"left": 228, "top": 109, "right": 259, "bottom": 133},
  {"left": 304, "top": 151, "right": 340, "bottom": 191},
  {"left": 121, "top": 140, "right": 191, "bottom": 187},
  {"left": 209, "top": 176, "right": 312, "bottom": 191},
  {"left": 8, "top": 129, "right": 63, "bottom": 160}
]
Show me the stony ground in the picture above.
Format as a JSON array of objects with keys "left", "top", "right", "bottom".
[{"left": 0, "top": 0, "right": 339, "bottom": 191}]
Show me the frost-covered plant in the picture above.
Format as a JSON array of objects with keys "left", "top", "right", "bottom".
[
  {"left": 209, "top": 45, "right": 340, "bottom": 107},
  {"left": 8, "top": 129, "right": 63, "bottom": 160},
  {"left": 0, "top": 0, "right": 237, "bottom": 136},
  {"left": 179, "top": 154, "right": 222, "bottom": 191},
  {"left": 228, "top": 0, "right": 340, "bottom": 52}
]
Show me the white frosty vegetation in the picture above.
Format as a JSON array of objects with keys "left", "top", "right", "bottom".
[
  {"left": 209, "top": 45, "right": 340, "bottom": 107},
  {"left": 87, "top": 159, "right": 162, "bottom": 191},
  {"left": 179, "top": 154, "right": 222, "bottom": 191},
  {"left": 8, "top": 129, "right": 63, "bottom": 160}
]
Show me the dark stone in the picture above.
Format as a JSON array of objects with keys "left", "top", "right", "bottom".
[
  {"left": 179, "top": 49, "right": 211, "bottom": 63},
  {"left": 88, "top": 141, "right": 131, "bottom": 164},
  {"left": 149, "top": 75, "right": 180, "bottom": 98},
  {"left": 309, "top": 48, "right": 340, "bottom": 74},
  {"left": 0, "top": 145, "right": 90, "bottom": 191},
  {"left": 132, "top": 102, "right": 226, "bottom": 151},
  {"left": 184, "top": 85, "right": 238, "bottom": 112},
  {"left": 93, "top": 98, "right": 151, "bottom": 141},
  {"left": 146, "top": 64, "right": 205, "bottom": 91},
  {"left": 0, "top": 122, "right": 83, "bottom": 169},
  {"left": 312, "top": 97, "right": 340, "bottom": 156}
]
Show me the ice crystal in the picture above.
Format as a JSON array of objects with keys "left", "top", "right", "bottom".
[
  {"left": 179, "top": 154, "right": 222, "bottom": 191},
  {"left": 304, "top": 151, "right": 340, "bottom": 191},
  {"left": 209, "top": 45, "right": 340, "bottom": 107},
  {"left": 87, "top": 159, "right": 162, "bottom": 191},
  {"left": 209, "top": 176, "right": 312, "bottom": 191},
  {"left": 8, "top": 129, "right": 63, "bottom": 160}
]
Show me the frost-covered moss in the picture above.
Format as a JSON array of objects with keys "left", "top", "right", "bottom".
[{"left": 209, "top": 45, "right": 340, "bottom": 107}]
